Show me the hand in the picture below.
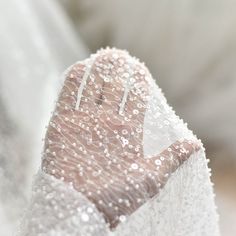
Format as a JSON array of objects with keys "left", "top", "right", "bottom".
[{"left": 42, "top": 49, "right": 199, "bottom": 228}]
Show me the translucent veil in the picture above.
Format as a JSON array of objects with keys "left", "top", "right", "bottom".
[
  {"left": 0, "top": 0, "right": 87, "bottom": 234},
  {"left": 17, "top": 48, "right": 219, "bottom": 236}
]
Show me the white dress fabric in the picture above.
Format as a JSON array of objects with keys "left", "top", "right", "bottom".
[
  {"left": 17, "top": 48, "right": 220, "bottom": 236},
  {"left": 0, "top": 1, "right": 222, "bottom": 235},
  {"left": 0, "top": 0, "right": 87, "bottom": 234}
]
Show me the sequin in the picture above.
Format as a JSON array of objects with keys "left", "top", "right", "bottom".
[
  {"left": 133, "top": 109, "right": 139, "bottom": 115},
  {"left": 131, "top": 163, "right": 139, "bottom": 170},
  {"left": 155, "top": 160, "right": 162, "bottom": 166},
  {"left": 122, "top": 129, "right": 128, "bottom": 135}
]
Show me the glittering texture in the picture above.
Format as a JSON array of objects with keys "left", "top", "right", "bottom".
[
  {"left": 17, "top": 48, "right": 219, "bottom": 235},
  {"left": 114, "top": 149, "right": 220, "bottom": 236},
  {"left": 17, "top": 171, "right": 108, "bottom": 236}
]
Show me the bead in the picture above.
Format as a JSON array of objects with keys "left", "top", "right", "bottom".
[
  {"left": 81, "top": 213, "right": 89, "bottom": 222},
  {"left": 139, "top": 69, "right": 145, "bottom": 75},
  {"left": 119, "top": 215, "right": 126, "bottom": 223}
]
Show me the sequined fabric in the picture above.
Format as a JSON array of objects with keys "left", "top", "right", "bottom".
[{"left": 17, "top": 48, "right": 219, "bottom": 235}]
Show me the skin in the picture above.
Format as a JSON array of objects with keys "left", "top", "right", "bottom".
[{"left": 42, "top": 49, "right": 200, "bottom": 228}]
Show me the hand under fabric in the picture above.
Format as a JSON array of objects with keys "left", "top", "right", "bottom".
[{"left": 42, "top": 48, "right": 200, "bottom": 229}]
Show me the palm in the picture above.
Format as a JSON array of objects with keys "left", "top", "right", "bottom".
[{"left": 42, "top": 50, "right": 199, "bottom": 228}]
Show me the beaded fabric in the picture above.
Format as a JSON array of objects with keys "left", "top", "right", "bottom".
[{"left": 17, "top": 48, "right": 219, "bottom": 235}]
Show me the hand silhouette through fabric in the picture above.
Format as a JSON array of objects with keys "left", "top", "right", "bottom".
[{"left": 42, "top": 49, "right": 199, "bottom": 228}]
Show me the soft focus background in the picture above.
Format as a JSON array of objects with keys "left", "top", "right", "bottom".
[{"left": 0, "top": 0, "right": 236, "bottom": 235}]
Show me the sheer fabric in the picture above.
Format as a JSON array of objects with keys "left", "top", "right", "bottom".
[
  {"left": 17, "top": 48, "right": 219, "bottom": 235},
  {"left": 0, "top": 0, "right": 87, "bottom": 234}
]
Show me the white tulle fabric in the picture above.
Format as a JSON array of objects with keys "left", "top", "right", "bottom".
[
  {"left": 18, "top": 150, "right": 220, "bottom": 236},
  {"left": 17, "top": 172, "right": 108, "bottom": 236},
  {"left": 17, "top": 48, "right": 219, "bottom": 235},
  {"left": 0, "top": 0, "right": 87, "bottom": 233}
]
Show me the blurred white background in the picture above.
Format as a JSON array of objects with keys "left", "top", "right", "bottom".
[{"left": 0, "top": 0, "right": 236, "bottom": 235}]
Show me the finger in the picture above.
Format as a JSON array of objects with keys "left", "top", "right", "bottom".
[
  {"left": 146, "top": 139, "right": 200, "bottom": 178},
  {"left": 56, "top": 59, "right": 103, "bottom": 115},
  {"left": 56, "top": 63, "right": 85, "bottom": 114},
  {"left": 82, "top": 61, "right": 104, "bottom": 108},
  {"left": 96, "top": 49, "right": 130, "bottom": 114},
  {"left": 141, "top": 139, "right": 200, "bottom": 197}
]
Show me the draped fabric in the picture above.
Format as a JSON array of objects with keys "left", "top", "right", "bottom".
[
  {"left": 17, "top": 48, "right": 219, "bottom": 235},
  {"left": 0, "top": 0, "right": 225, "bottom": 235},
  {"left": 0, "top": 0, "right": 87, "bottom": 234}
]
